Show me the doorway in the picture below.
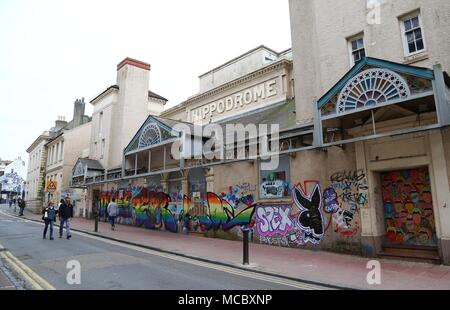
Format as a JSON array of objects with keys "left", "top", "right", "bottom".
[{"left": 381, "top": 167, "right": 437, "bottom": 248}]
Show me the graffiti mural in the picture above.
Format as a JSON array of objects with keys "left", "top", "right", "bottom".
[
  {"left": 99, "top": 187, "right": 181, "bottom": 233},
  {"left": 260, "top": 172, "right": 290, "bottom": 199},
  {"left": 255, "top": 181, "right": 327, "bottom": 247},
  {"left": 381, "top": 168, "right": 437, "bottom": 247},
  {"left": 292, "top": 183, "right": 325, "bottom": 245},
  {"left": 323, "top": 170, "right": 367, "bottom": 237},
  {"left": 219, "top": 183, "right": 256, "bottom": 209},
  {"left": 183, "top": 193, "right": 256, "bottom": 232},
  {"left": 256, "top": 204, "right": 304, "bottom": 247},
  {"left": 256, "top": 205, "right": 294, "bottom": 237}
]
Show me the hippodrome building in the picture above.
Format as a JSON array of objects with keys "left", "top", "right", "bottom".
[{"left": 71, "top": 39, "right": 450, "bottom": 264}]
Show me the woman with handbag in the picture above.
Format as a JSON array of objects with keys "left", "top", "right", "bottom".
[{"left": 42, "top": 202, "right": 57, "bottom": 240}]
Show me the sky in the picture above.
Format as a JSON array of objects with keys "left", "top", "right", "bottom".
[{"left": 0, "top": 0, "right": 292, "bottom": 167}]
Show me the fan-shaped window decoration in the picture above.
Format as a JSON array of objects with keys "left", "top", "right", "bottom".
[
  {"left": 138, "top": 123, "right": 162, "bottom": 148},
  {"left": 337, "top": 68, "right": 410, "bottom": 114}
]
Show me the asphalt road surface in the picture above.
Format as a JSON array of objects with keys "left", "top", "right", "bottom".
[{"left": 0, "top": 206, "right": 318, "bottom": 290}]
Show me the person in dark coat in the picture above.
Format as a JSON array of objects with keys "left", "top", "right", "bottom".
[
  {"left": 58, "top": 197, "right": 73, "bottom": 239},
  {"left": 17, "top": 198, "right": 26, "bottom": 216},
  {"left": 42, "top": 202, "right": 57, "bottom": 240}
]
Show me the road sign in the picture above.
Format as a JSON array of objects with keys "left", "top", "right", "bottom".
[{"left": 45, "top": 180, "right": 58, "bottom": 192}]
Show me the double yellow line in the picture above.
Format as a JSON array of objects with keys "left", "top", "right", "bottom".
[{"left": 0, "top": 244, "right": 55, "bottom": 290}]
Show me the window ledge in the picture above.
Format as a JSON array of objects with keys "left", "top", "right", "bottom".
[{"left": 403, "top": 52, "right": 429, "bottom": 65}]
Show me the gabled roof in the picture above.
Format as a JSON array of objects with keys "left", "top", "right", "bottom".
[
  {"left": 74, "top": 158, "right": 104, "bottom": 171},
  {"left": 317, "top": 57, "right": 435, "bottom": 109},
  {"left": 148, "top": 91, "right": 168, "bottom": 102}
]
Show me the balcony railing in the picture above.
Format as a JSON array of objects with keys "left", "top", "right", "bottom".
[{"left": 107, "top": 171, "right": 122, "bottom": 180}]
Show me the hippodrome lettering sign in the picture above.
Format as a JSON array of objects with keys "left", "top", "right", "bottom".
[{"left": 190, "top": 79, "right": 278, "bottom": 122}]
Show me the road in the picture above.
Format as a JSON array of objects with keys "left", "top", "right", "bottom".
[{"left": 0, "top": 206, "right": 321, "bottom": 290}]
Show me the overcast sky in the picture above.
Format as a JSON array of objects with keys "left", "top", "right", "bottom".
[{"left": 0, "top": 0, "right": 291, "bottom": 166}]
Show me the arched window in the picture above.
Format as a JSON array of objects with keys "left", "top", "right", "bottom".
[
  {"left": 138, "top": 123, "right": 162, "bottom": 148},
  {"left": 337, "top": 68, "right": 410, "bottom": 114}
]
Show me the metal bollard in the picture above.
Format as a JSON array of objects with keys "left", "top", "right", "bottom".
[
  {"left": 243, "top": 230, "right": 249, "bottom": 265},
  {"left": 94, "top": 215, "right": 99, "bottom": 232}
]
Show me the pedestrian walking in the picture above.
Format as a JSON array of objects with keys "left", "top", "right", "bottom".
[
  {"left": 13, "top": 198, "right": 17, "bottom": 212},
  {"left": 182, "top": 212, "right": 191, "bottom": 235},
  {"left": 107, "top": 198, "right": 119, "bottom": 231},
  {"left": 42, "top": 202, "right": 57, "bottom": 240},
  {"left": 59, "top": 197, "right": 73, "bottom": 239},
  {"left": 17, "top": 198, "right": 26, "bottom": 216},
  {"left": 8, "top": 198, "right": 12, "bottom": 208}
]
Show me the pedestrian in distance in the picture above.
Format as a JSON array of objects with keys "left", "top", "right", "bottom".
[
  {"left": 17, "top": 198, "right": 26, "bottom": 216},
  {"left": 59, "top": 196, "right": 73, "bottom": 239},
  {"left": 107, "top": 198, "right": 119, "bottom": 231},
  {"left": 13, "top": 198, "right": 17, "bottom": 212},
  {"left": 182, "top": 212, "right": 191, "bottom": 235},
  {"left": 42, "top": 202, "right": 57, "bottom": 240},
  {"left": 8, "top": 198, "right": 12, "bottom": 208}
]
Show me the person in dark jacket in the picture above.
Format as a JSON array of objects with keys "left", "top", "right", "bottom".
[
  {"left": 17, "top": 198, "right": 26, "bottom": 216},
  {"left": 59, "top": 197, "right": 73, "bottom": 239},
  {"left": 43, "top": 202, "right": 57, "bottom": 240}
]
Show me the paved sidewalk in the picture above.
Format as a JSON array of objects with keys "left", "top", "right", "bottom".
[
  {"left": 3, "top": 205, "right": 450, "bottom": 290},
  {"left": 0, "top": 265, "right": 16, "bottom": 290}
]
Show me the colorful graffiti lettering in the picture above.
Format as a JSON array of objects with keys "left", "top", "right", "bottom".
[
  {"left": 256, "top": 205, "right": 294, "bottom": 237},
  {"left": 255, "top": 181, "right": 329, "bottom": 247},
  {"left": 99, "top": 187, "right": 180, "bottom": 233},
  {"left": 183, "top": 193, "right": 256, "bottom": 231},
  {"left": 219, "top": 184, "right": 255, "bottom": 209}
]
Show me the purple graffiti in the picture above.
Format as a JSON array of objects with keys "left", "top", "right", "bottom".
[
  {"left": 323, "top": 187, "right": 340, "bottom": 214},
  {"left": 256, "top": 205, "right": 294, "bottom": 237}
]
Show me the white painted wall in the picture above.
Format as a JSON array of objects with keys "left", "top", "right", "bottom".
[{"left": 5, "top": 158, "right": 26, "bottom": 180}]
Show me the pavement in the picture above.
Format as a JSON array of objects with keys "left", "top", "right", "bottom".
[
  {"left": 2, "top": 204, "right": 450, "bottom": 290},
  {"left": 0, "top": 262, "right": 16, "bottom": 290}
]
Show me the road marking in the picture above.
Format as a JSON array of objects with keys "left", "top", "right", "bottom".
[
  {"left": 65, "top": 231, "right": 329, "bottom": 290},
  {"left": 0, "top": 243, "right": 55, "bottom": 290},
  {"left": 0, "top": 209, "right": 330, "bottom": 290}
]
